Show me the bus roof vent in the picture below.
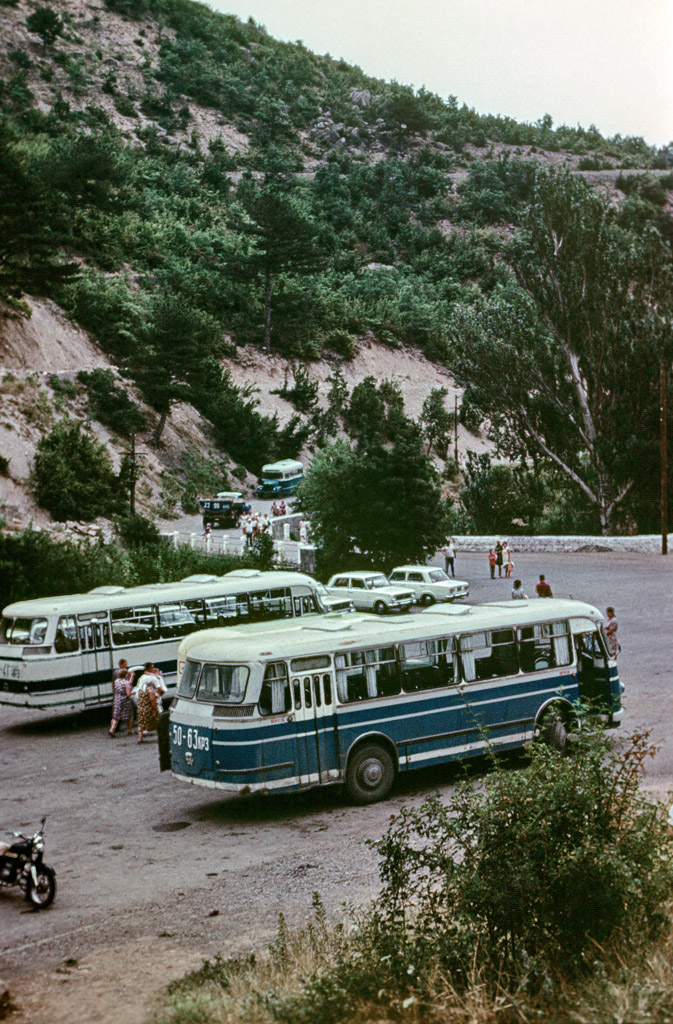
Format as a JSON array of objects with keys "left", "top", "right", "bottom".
[
  {"left": 180, "top": 574, "right": 220, "bottom": 584},
  {"left": 421, "top": 605, "right": 473, "bottom": 616},
  {"left": 88, "top": 585, "right": 125, "bottom": 595},
  {"left": 304, "top": 621, "right": 354, "bottom": 633},
  {"left": 223, "top": 569, "right": 262, "bottom": 579}
]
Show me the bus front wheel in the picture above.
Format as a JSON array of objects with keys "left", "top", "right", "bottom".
[
  {"left": 536, "top": 709, "right": 568, "bottom": 754},
  {"left": 345, "top": 744, "right": 395, "bottom": 804}
]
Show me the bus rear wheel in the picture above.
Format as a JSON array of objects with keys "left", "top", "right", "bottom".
[{"left": 345, "top": 744, "right": 395, "bottom": 804}]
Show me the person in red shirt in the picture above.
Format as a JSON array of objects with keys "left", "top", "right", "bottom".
[{"left": 535, "top": 574, "right": 553, "bottom": 598}]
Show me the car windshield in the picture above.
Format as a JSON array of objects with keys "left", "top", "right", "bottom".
[
  {"left": 0, "top": 616, "right": 49, "bottom": 645},
  {"left": 365, "top": 575, "right": 389, "bottom": 589},
  {"left": 429, "top": 570, "right": 449, "bottom": 582}
]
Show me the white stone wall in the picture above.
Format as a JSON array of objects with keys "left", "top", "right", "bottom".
[{"left": 450, "top": 535, "right": 673, "bottom": 554}]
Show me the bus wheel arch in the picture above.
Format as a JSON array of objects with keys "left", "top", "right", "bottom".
[{"left": 344, "top": 735, "right": 397, "bottom": 804}]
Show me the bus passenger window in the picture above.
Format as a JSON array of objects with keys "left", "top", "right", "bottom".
[
  {"left": 335, "top": 652, "right": 367, "bottom": 702},
  {"left": 259, "top": 663, "right": 291, "bottom": 716},
  {"left": 268, "top": 589, "right": 293, "bottom": 619},
  {"left": 302, "top": 596, "right": 312, "bottom": 615},
  {"left": 365, "top": 647, "right": 400, "bottom": 697},
  {"left": 518, "top": 622, "right": 571, "bottom": 671},
  {"left": 401, "top": 639, "right": 454, "bottom": 691},
  {"left": 303, "top": 677, "right": 312, "bottom": 708},
  {"left": 55, "top": 616, "right": 79, "bottom": 653}
]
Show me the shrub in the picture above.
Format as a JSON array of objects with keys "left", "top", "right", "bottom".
[
  {"left": 116, "top": 513, "right": 160, "bottom": 547},
  {"left": 31, "top": 419, "right": 124, "bottom": 521}
]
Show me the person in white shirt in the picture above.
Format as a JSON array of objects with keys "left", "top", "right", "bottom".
[{"left": 511, "top": 579, "right": 528, "bottom": 600}]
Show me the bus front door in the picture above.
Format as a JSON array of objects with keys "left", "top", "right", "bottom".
[
  {"left": 81, "top": 622, "right": 112, "bottom": 705},
  {"left": 292, "top": 674, "right": 338, "bottom": 786}
]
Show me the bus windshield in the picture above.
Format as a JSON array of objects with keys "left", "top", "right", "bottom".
[
  {"left": 1, "top": 616, "right": 49, "bottom": 645},
  {"left": 196, "top": 664, "right": 249, "bottom": 703}
]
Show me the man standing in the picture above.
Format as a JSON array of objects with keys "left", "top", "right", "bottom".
[
  {"left": 443, "top": 538, "right": 456, "bottom": 578},
  {"left": 495, "top": 540, "right": 504, "bottom": 578},
  {"left": 535, "top": 574, "right": 553, "bottom": 598}
]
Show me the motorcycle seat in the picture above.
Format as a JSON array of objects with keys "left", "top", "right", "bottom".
[{"left": 0, "top": 843, "right": 10, "bottom": 856}]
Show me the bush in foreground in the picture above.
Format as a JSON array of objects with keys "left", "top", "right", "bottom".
[{"left": 156, "top": 730, "right": 673, "bottom": 1024}]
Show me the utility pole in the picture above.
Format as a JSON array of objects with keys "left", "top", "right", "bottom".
[
  {"left": 129, "top": 433, "right": 136, "bottom": 517},
  {"left": 662, "top": 364, "right": 668, "bottom": 555},
  {"left": 454, "top": 395, "right": 459, "bottom": 467}
]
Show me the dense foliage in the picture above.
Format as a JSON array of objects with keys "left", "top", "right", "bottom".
[
  {"left": 0, "top": 526, "right": 275, "bottom": 607},
  {"left": 0, "top": 0, "right": 671, "bottom": 530}
]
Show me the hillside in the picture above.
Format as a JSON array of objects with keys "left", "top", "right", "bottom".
[{"left": 0, "top": 0, "right": 671, "bottom": 532}]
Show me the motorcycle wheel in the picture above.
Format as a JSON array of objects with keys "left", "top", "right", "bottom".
[{"left": 27, "top": 866, "right": 56, "bottom": 908}]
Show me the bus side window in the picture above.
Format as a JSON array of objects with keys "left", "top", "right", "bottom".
[
  {"left": 313, "top": 675, "right": 321, "bottom": 707},
  {"left": 259, "top": 663, "right": 291, "bottom": 716},
  {"left": 335, "top": 652, "right": 367, "bottom": 702},
  {"left": 293, "top": 678, "right": 302, "bottom": 709},
  {"left": 519, "top": 622, "right": 571, "bottom": 671},
  {"left": 303, "top": 676, "right": 313, "bottom": 708},
  {"left": 55, "top": 615, "right": 79, "bottom": 653},
  {"left": 302, "top": 596, "right": 312, "bottom": 615},
  {"left": 401, "top": 639, "right": 454, "bottom": 691},
  {"left": 365, "top": 647, "right": 400, "bottom": 697},
  {"left": 322, "top": 674, "right": 332, "bottom": 705}
]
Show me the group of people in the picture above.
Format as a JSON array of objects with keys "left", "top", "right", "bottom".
[
  {"left": 109, "top": 660, "right": 166, "bottom": 742},
  {"left": 270, "top": 500, "right": 287, "bottom": 516},
  {"left": 240, "top": 513, "right": 274, "bottom": 545},
  {"left": 488, "top": 540, "right": 513, "bottom": 579}
]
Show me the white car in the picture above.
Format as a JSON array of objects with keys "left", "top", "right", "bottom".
[
  {"left": 325, "top": 571, "right": 414, "bottom": 614},
  {"left": 388, "top": 565, "right": 469, "bottom": 605},
  {"left": 314, "top": 581, "right": 355, "bottom": 614}
]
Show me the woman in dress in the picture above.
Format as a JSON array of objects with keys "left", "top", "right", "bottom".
[
  {"left": 136, "top": 665, "right": 161, "bottom": 743},
  {"left": 109, "top": 669, "right": 134, "bottom": 737}
]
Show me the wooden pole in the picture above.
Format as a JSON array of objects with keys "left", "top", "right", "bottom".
[
  {"left": 454, "top": 395, "right": 458, "bottom": 466},
  {"left": 662, "top": 364, "right": 668, "bottom": 555}
]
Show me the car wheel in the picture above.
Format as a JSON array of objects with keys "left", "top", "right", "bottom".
[
  {"left": 374, "top": 600, "right": 387, "bottom": 615},
  {"left": 421, "top": 593, "right": 435, "bottom": 606},
  {"left": 345, "top": 744, "right": 395, "bottom": 804}
]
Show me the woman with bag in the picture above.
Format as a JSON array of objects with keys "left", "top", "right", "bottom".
[{"left": 135, "top": 663, "right": 162, "bottom": 743}]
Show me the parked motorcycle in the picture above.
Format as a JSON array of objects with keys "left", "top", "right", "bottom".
[{"left": 0, "top": 817, "right": 56, "bottom": 908}]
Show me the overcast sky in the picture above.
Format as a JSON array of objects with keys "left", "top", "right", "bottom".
[{"left": 207, "top": 0, "right": 672, "bottom": 147}]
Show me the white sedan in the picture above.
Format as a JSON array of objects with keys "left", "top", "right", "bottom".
[
  {"left": 325, "top": 571, "right": 414, "bottom": 614},
  {"left": 388, "top": 565, "right": 469, "bottom": 604}
]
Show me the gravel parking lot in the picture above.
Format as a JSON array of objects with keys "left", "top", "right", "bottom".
[{"left": 1, "top": 550, "right": 671, "bottom": 1024}]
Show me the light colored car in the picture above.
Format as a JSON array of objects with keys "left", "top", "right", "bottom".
[
  {"left": 313, "top": 581, "right": 355, "bottom": 614},
  {"left": 325, "top": 571, "right": 414, "bottom": 614},
  {"left": 388, "top": 565, "right": 469, "bottom": 605}
]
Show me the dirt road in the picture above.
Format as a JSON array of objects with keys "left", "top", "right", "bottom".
[{"left": 1, "top": 551, "right": 671, "bottom": 1023}]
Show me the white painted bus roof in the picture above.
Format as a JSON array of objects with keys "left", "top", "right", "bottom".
[
  {"left": 260, "top": 459, "right": 303, "bottom": 473},
  {"left": 183, "top": 599, "right": 603, "bottom": 665},
  {"left": 2, "top": 571, "right": 321, "bottom": 617}
]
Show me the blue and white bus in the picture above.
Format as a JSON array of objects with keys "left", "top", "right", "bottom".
[
  {"left": 168, "top": 598, "right": 624, "bottom": 804},
  {"left": 0, "top": 571, "right": 327, "bottom": 712}
]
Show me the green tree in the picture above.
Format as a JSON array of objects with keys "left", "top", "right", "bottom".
[
  {"left": 31, "top": 420, "right": 123, "bottom": 521},
  {"left": 451, "top": 169, "right": 666, "bottom": 534},
  {"left": 233, "top": 161, "right": 332, "bottom": 353},
  {"left": 0, "top": 121, "right": 75, "bottom": 307},
  {"left": 26, "top": 7, "right": 62, "bottom": 48},
  {"left": 135, "top": 292, "right": 223, "bottom": 443},
  {"left": 297, "top": 421, "right": 448, "bottom": 577},
  {"left": 420, "top": 386, "right": 453, "bottom": 458}
]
